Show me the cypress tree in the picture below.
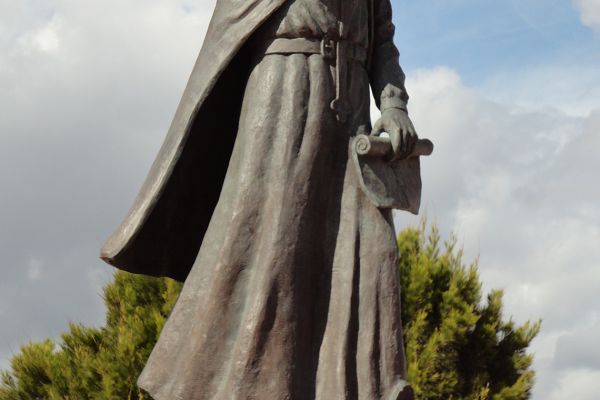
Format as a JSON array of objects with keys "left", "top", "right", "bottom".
[
  {"left": 1, "top": 223, "right": 539, "bottom": 399},
  {"left": 0, "top": 273, "right": 181, "bottom": 399},
  {"left": 399, "top": 222, "right": 540, "bottom": 399}
]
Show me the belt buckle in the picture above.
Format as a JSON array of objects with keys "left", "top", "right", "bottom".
[{"left": 321, "top": 37, "right": 336, "bottom": 60}]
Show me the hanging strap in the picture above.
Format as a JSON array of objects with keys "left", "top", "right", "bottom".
[{"left": 263, "top": 34, "right": 367, "bottom": 122}]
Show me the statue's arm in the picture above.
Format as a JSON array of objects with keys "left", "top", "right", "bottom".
[{"left": 368, "top": 0, "right": 409, "bottom": 112}]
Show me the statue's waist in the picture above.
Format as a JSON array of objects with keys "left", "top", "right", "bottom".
[{"left": 260, "top": 37, "right": 368, "bottom": 65}]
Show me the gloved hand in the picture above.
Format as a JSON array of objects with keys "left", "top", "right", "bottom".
[{"left": 372, "top": 108, "right": 418, "bottom": 161}]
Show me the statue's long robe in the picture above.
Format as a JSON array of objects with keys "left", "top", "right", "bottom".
[{"left": 101, "top": 0, "right": 412, "bottom": 398}]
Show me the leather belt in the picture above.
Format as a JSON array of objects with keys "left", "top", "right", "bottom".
[
  {"left": 264, "top": 37, "right": 367, "bottom": 64},
  {"left": 263, "top": 35, "right": 367, "bottom": 123}
]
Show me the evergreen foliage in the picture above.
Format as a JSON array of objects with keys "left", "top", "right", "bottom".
[
  {"left": 399, "top": 222, "right": 540, "bottom": 399},
  {"left": 0, "top": 273, "right": 182, "bottom": 400},
  {"left": 0, "top": 223, "right": 539, "bottom": 399}
]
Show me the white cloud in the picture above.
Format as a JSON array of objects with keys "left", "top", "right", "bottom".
[
  {"left": 548, "top": 368, "right": 600, "bottom": 400},
  {"left": 554, "top": 322, "right": 600, "bottom": 370},
  {"left": 30, "top": 19, "right": 61, "bottom": 53},
  {"left": 0, "top": 0, "right": 216, "bottom": 373},
  {"left": 574, "top": 0, "right": 600, "bottom": 32},
  {"left": 27, "top": 257, "right": 45, "bottom": 280},
  {"left": 481, "top": 62, "right": 600, "bottom": 117},
  {"left": 395, "top": 66, "right": 600, "bottom": 399}
]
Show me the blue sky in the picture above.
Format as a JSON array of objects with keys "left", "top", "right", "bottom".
[
  {"left": 387, "top": 1, "right": 600, "bottom": 398},
  {"left": 396, "top": 0, "right": 599, "bottom": 86},
  {"left": 0, "top": 0, "right": 599, "bottom": 399}
]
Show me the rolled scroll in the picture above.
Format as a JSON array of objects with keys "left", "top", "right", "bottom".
[
  {"left": 351, "top": 132, "right": 434, "bottom": 212},
  {"left": 353, "top": 134, "right": 434, "bottom": 159}
]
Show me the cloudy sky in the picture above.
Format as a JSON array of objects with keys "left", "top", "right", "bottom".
[{"left": 1, "top": 0, "right": 599, "bottom": 398}]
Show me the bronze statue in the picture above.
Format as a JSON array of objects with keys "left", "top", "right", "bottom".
[{"left": 101, "top": 0, "right": 431, "bottom": 398}]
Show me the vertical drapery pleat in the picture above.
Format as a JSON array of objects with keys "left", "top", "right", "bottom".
[{"left": 138, "top": 52, "right": 407, "bottom": 400}]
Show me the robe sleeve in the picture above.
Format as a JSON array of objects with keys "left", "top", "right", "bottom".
[{"left": 369, "top": 0, "right": 409, "bottom": 111}]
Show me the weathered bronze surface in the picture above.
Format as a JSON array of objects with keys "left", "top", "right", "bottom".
[{"left": 101, "top": 0, "right": 431, "bottom": 398}]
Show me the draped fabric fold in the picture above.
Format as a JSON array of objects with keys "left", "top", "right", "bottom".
[
  {"left": 138, "top": 53, "right": 408, "bottom": 400},
  {"left": 101, "top": 0, "right": 414, "bottom": 397}
]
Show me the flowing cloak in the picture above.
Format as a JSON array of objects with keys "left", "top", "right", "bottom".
[
  {"left": 100, "top": 0, "right": 409, "bottom": 282},
  {"left": 100, "top": 0, "right": 289, "bottom": 281}
]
